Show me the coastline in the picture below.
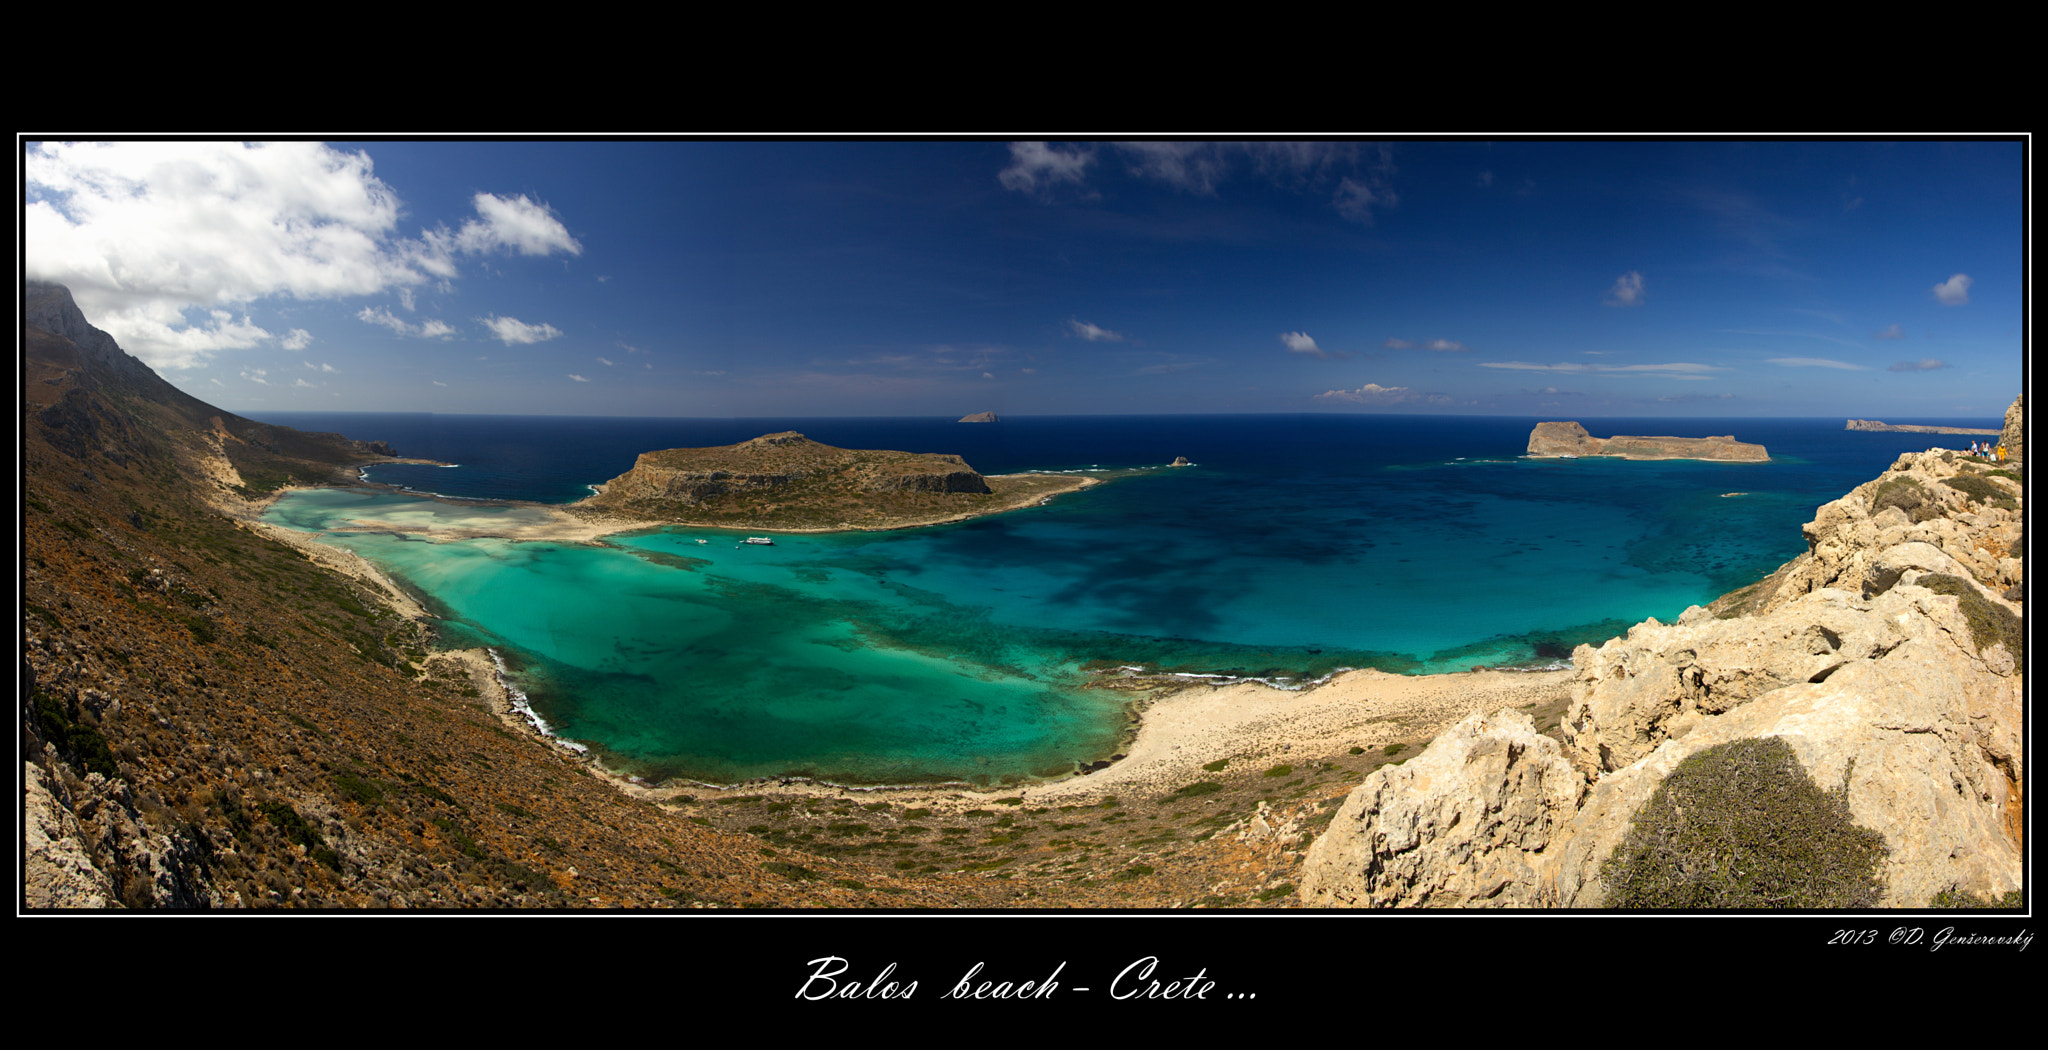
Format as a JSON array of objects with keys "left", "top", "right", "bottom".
[{"left": 233, "top": 470, "right": 1576, "bottom": 816}]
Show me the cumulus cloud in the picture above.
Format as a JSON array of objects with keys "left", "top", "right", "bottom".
[
  {"left": 597, "top": 356, "right": 615, "bottom": 366},
  {"left": 567, "top": 373, "right": 589, "bottom": 382},
  {"left": 1315, "top": 382, "right": 1411, "bottom": 403},
  {"left": 1888, "top": 358, "right": 1951, "bottom": 372},
  {"left": 303, "top": 360, "right": 338, "bottom": 373},
  {"left": 1281, "top": 331, "right": 1324, "bottom": 356},
  {"left": 481, "top": 315, "right": 564, "bottom": 344},
  {"left": 1068, "top": 319, "right": 1126, "bottom": 342},
  {"left": 1334, "top": 177, "right": 1393, "bottom": 224},
  {"left": 432, "top": 380, "right": 448, "bottom": 387},
  {"left": 1426, "top": 338, "right": 1469, "bottom": 352},
  {"left": 24, "top": 141, "right": 581, "bottom": 368},
  {"left": 241, "top": 368, "right": 268, "bottom": 385},
  {"left": 293, "top": 378, "right": 316, "bottom": 388},
  {"left": 998, "top": 142, "right": 1094, "bottom": 194},
  {"left": 1605, "top": 271, "right": 1646, "bottom": 306},
  {"left": 1932, "top": 273, "right": 1972, "bottom": 305},
  {"left": 1874, "top": 323, "right": 1905, "bottom": 340},
  {"left": 1767, "top": 357, "right": 1865, "bottom": 370},
  {"left": 449, "top": 193, "right": 581, "bottom": 257},
  {"left": 281, "top": 328, "right": 313, "bottom": 351}
]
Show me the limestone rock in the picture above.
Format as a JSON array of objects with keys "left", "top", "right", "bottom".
[
  {"left": 1298, "top": 709, "right": 1585, "bottom": 908},
  {"left": 2000, "top": 394, "right": 2024, "bottom": 463},
  {"left": 958, "top": 411, "right": 999, "bottom": 423},
  {"left": 1306, "top": 406, "right": 2024, "bottom": 909},
  {"left": 1526, "top": 422, "right": 1767, "bottom": 461}
]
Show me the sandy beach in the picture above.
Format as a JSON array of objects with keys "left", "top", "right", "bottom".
[{"left": 238, "top": 477, "right": 1575, "bottom": 814}]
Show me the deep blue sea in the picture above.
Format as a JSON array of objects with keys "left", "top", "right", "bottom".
[{"left": 255, "top": 412, "right": 2001, "bottom": 786}]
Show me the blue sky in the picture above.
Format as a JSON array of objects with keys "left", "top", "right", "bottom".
[{"left": 24, "top": 138, "right": 2025, "bottom": 420}]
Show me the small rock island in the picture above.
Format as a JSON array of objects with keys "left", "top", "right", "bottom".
[
  {"left": 578, "top": 431, "right": 1090, "bottom": 530},
  {"left": 1527, "top": 422, "right": 1768, "bottom": 461},
  {"left": 1845, "top": 419, "right": 2000, "bottom": 436},
  {"left": 958, "top": 411, "right": 999, "bottom": 423}
]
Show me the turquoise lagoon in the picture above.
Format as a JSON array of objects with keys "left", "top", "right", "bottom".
[{"left": 256, "top": 413, "right": 1986, "bottom": 787}]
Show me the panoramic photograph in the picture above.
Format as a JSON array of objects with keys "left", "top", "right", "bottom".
[{"left": 21, "top": 139, "right": 2025, "bottom": 946}]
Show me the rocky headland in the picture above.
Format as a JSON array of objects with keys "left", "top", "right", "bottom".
[
  {"left": 577, "top": 431, "right": 1090, "bottom": 530},
  {"left": 1527, "top": 421, "right": 1769, "bottom": 461},
  {"left": 1847, "top": 419, "right": 2001, "bottom": 435},
  {"left": 1302, "top": 401, "right": 2024, "bottom": 908}
]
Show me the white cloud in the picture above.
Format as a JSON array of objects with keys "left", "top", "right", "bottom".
[
  {"left": 1315, "top": 382, "right": 1412, "bottom": 403},
  {"left": 1932, "top": 273, "right": 1972, "bottom": 305},
  {"left": 1888, "top": 358, "right": 1950, "bottom": 372},
  {"left": 568, "top": 373, "right": 589, "bottom": 382},
  {"left": 281, "top": 328, "right": 313, "bottom": 351},
  {"left": 293, "top": 378, "right": 316, "bottom": 388},
  {"left": 452, "top": 193, "right": 582, "bottom": 257},
  {"left": 998, "top": 142, "right": 1094, "bottom": 194},
  {"left": 1426, "top": 338, "right": 1469, "bottom": 352},
  {"left": 1068, "top": 319, "right": 1126, "bottom": 342},
  {"left": 597, "top": 356, "right": 615, "bottom": 366},
  {"left": 1281, "top": 331, "right": 1324, "bottom": 356},
  {"left": 398, "top": 286, "right": 416, "bottom": 311},
  {"left": 303, "top": 360, "right": 338, "bottom": 373},
  {"left": 360, "top": 305, "right": 456, "bottom": 340},
  {"left": 1873, "top": 323, "right": 1905, "bottom": 340},
  {"left": 241, "top": 367, "right": 269, "bottom": 385},
  {"left": 481, "top": 315, "right": 564, "bottom": 344},
  {"left": 24, "top": 141, "right": 580, "bottom": 369},
  {"left": 1383, "top": 338, "right": 1415, "bottom": 350},
  {"left": 432, "top": 380, "right": 448, "bottom": 387},
  {"left": 1481, "top": 360, "right": 1721, "bottom": 380},
  {"left": 1767, "top": 357, "right": 1865, "bottom": 370},
  {"left": 1605, "top": 271, "right": 1646, "bottom": 306}
]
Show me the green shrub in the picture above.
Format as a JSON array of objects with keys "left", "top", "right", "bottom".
[
  {"left": 1601, "top": 737, "right": 1887, "bottom": 909},
  {"left": 1917, "top": 574, "right": 2024, "bottom": 672},
  {"left": 1942, "top": 474, "right": 2015, "bottom": 508},
  {"left": 1870, "top": 476, "right": 1938, "bottom": 521},
  {"left": 1928, "top": 887, "right": 2023, "bottom": 909},
  {"left": 1262, "top": 764, "right": 1294, "bottom": 778},
  {"left": 1171, "top": 782, "right": 1224, "bottom": 798},
  {"left": 1202, "top": 759, "right": 1230, "bottom": 772}
]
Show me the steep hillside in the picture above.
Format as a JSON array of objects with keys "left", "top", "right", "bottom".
[{"left": 20, "top": 284, "right": 1319, "bottom": 910}]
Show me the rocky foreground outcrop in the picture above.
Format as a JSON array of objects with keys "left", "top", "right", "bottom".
[
  {"left": 1304, "top": 402, "right": 2024, "bottom": 908},
  {"left": 1527, "top": 421, "right": 1768, "bottom": 461}
]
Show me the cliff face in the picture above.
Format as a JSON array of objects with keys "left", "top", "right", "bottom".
[
  {"left": 1304, "top": 401, "right": 2024, "bottom": 908},
  {"left": 1527, "top": 421, "right": 1768, "bottom": 461}
]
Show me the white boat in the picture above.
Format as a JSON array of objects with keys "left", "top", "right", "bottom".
[{"left": 744, "top": 537, "right": 775, "bottom": 545}]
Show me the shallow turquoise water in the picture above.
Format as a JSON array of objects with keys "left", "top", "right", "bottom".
[{"left": 257, "top": 413, "right": 1964, "bottom": 785}]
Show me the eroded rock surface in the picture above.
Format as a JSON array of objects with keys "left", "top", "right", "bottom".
[{"left": 1304, "top": 399, "right": 2024, "bottom": 909}]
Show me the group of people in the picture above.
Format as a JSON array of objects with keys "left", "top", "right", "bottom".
[{"left": 1967, "top": 439, "right": 2009, "bottom": 462}]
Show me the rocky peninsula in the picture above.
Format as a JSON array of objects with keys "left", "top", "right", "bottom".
[
  {"left": 1846, "top": 419, "right": 2001, "bottom": 435},
  {"left": 1303, "top": 399, "right": 2024, "bottom": 908},
  {"left": 1527, "top": 421, "right": 1768, "bottom": 461},
  {"left": 577, "top": 431, "right": 1090, "bottom": 530}
]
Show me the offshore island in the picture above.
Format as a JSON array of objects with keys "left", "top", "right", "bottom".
[
  {"left": 576, "top": 430, "right": 1092, "bottom": 531},
  {"left": 23, "top": 280, "right": 2024, "bottom": 910},
  {"left": 1526, "top": 421, "right": 1769, "bottom": 461}
]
